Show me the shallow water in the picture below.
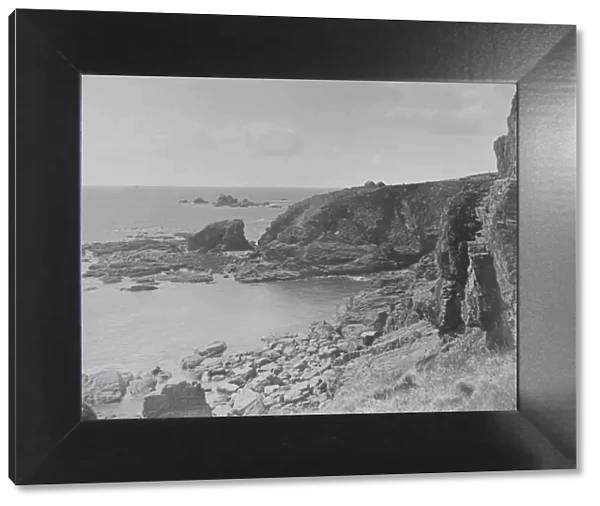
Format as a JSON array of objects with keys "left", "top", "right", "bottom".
[
  {"left": 82, "top": 185, "right": 369, "bottom": 376},
  {"left": 82, "top": 274, "right": 369, "bottom": 375}
]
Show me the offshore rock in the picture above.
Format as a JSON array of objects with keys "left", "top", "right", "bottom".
[{"left": 188, "top": 219, "right": 253, "bottom": 252}]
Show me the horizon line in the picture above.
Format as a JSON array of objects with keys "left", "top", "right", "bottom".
[{"left": 81, "top": 172, "right": 495, "bottom": 189}]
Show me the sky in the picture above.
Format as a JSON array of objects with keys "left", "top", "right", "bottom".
[{"left": 82, "top": 76, "right": 515, "bottom": 188}]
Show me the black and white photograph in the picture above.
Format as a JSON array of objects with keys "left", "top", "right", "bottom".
[{"left": 80, "top": 77, "right": 518, "bottom": 420}]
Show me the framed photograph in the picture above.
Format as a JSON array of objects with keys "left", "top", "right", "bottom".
[{"left": 9, "top": 9, "right": 576, "bottom": 485}]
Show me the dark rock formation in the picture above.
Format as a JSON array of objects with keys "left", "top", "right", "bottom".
[
  {"left": 361, "top": 330, "right": 381, "bottom": 347},
  {"left": 179, "top": 199, "right": 190, "bottom": 204},
  {"left": 82, "top": 234, "right": 236, "bottom": 289},
  {"left": 188, "top": 219, "right": 252, "bottom": 252},
  {"left": 213, "top": 194, "right": 269, "bottom": 208},
  {"left": 193, "top": 197, "right": 209, "bottom": 204},
  {"left": 235, "top": 179, "right": 484, "bottom": 282},
  {"left": 121, "top": 284, "right": 159, "bottom": 292},
  {"left": 142, "top": 381, "right": 212, "bottom": 418},
  {"left": 364, "top": 180, "right": 377, "bottom": 188}
]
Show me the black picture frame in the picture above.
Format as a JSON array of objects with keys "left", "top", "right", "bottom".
[{"left": 9, "top": 9, "right": 577, "bottom": 485}]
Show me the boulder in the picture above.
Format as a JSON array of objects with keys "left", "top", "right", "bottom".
[
  {"left": 82, "top": 369, "right": 134, "bottom": 406},
  {"left": 373, "top": 310, "right": 389, "bottom": 332},
  {"left": 142, "top": 380, "right": 212, "bottom": 418},
  {"left": 283, "top": 384, "right": 310, "bottom": 404},
  {"left": 126, "top": 371, "right": 158, "bottom": 398},
  {"left": 188, "top": 219, "right": 252, "bottom": 252},
  {"left": 194, "top": 341, "right": 228, "bottom": 358},
  {"left": 251, "top": 371, "right": 283, "bottom": 390},
  {"left": 232, "top": 388, "right": 261, "bottom": 415},
  {"left": 263, "top": 385, "right": 281, "bottom": 396},
  {"left": 244, "top": 398, "right": 267, "bottom": 416},
  {"left": 217, "top": 382, "right": 240, "bottom": 395},
  {"left": 361, "top": 330, "right": 382, "bottom": 347},
  {"left": 308, "top": 321, "right": 340, "bottom": 342},
  {"left": 180, "top": 354, "right": 205, "bottom": 371},
  {"left": 213, "top": 404, "right": 234, "bottom": 417},
  {"left": 202, "top": 357, "right": 224, "bottom": 369}
]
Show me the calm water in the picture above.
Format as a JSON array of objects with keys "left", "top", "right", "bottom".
[
  {"left": 82, "top": 186, "right": 368, "bottom": 375},
  {"left": 82, "top": 186, "right": 334, "bottom": 243}
]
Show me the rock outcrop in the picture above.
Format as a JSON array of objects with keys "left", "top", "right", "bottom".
[
  {"left": 213, "top": 194, "right": 269, "bottom": 208},
  {"left": 188, "top": 219, "right": 253, "bottom": 252},
  {"left": 82, "top": 235, "right": 234, "bottom": 288},
  {"left": 235, "top": 179, "right": 487, "bottom": 282},
  {"left": 82, "top": 369, "right": 134, "bottom": 406}
]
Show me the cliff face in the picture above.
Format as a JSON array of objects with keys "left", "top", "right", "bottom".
[
  {"left": 236, "top": 177, "right": 496, "bottom": 282},
  {"left": 493, "top": 94, "right": 517, "bottom": 178},
  {"left": 336, "top": 94, "right": 517, "bottom": 351}
]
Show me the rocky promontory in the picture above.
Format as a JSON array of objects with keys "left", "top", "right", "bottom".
[
  {"left": 82, "top": 219, "right": 255, "bottom": 290},
  {"left": 234, "top": 175, "right": 498, "bottom": 283}
]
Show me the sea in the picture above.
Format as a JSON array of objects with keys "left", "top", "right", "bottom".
[{"left": 82, "top": 186, "right": 370, "bottom": 376}]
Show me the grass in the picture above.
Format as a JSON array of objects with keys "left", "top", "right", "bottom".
[{"left": 320, "top": 326, "right": 516, "bottom": 414}]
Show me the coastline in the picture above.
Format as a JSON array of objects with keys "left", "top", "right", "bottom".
[{"left": 83, "top": 93, "right": 518, "bottom": 419}]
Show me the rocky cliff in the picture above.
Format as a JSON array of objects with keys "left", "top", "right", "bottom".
[
  {"left": 336, "top": 94, "right": 517, "bottom": 351},
  {"left": 235, "top": 177, "right": 498, "bottom": 282}
]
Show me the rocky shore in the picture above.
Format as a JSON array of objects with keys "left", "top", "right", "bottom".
[
  {"left": 82, "top": 94, "right": 518, "bottom": 419},
  {"left": 82, "top": 309, "right": 426, "bottom": 419}
]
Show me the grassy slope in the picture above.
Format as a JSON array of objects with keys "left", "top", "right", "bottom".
[{"left": 320, "top": 323, "right": 516, "bottom": 414}]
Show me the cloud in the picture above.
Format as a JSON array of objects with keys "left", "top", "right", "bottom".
[
  {"left": 381, "top": 84, "right": 514, "bottom": 137},
  {"left": 244, "top": 123, "right": 304, "bottom": 158}
]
